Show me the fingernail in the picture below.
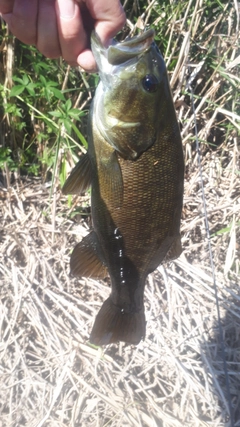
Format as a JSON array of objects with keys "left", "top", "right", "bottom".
[
  {"left": 77, "top": 51, "right": 98, "bottom": 73},
  {"left": 57, "top": 0, "right": 76, "bottom": 19}
]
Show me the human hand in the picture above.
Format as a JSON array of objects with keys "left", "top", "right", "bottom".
[{"left": 0, "top": 0, "right": 126, "bottom": 72}]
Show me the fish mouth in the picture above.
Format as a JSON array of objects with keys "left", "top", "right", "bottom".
[
  {"left": 91, "top": 29, "right": 155, "bottom": 72},
  {"left": 107, "top": 29, "right": 155, "bottom": 65}
]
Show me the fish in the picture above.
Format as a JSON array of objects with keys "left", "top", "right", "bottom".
[{"left": 62, "top": 29, "right": 184, "bottom": 346}]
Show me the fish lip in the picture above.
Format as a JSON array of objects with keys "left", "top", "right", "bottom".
[
  {"left": 107, "top": 29, "right": 155, "bottom": 65},
  {"left": 91, "top": 29, "right": 155, "bottom": 72}
]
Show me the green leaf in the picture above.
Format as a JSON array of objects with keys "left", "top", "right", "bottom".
[
  {"left": 26, "top": 83, "right": 36, "bottom": 96},
  {"left": 49, "top": 110, "right": 63, "bottom": 118},
  {"left": 10, "top": 85, "right": 25, "bottom": 97},
  {"left": 22, "top": 74, "right": 29, "bottom": 85},
  {"left": 46, "top": 80, "right": 58, "bottom": 87},
  {"left": 50, "top": 87, "right": 65, "bottom": 101},
  {"left": 68, "top": 109, "right": 84, "bottom": 119},
  {"left": 36, "top": 61, "right": 50, "bottom": 71},
  {"left": 13, "top": 76, "right": 24, "bottom": 84},
  {"left": 65, "top": 99, "right": 72, "bottom": 111},
  {"left": 71, "top": 122, "right": 88, "bottom": 148},
  {"left": 63, "top": 119, "right": 72, "bottom": 134},
  {"left": 39, "top": 75, "right": 47, "bottom": 86}
]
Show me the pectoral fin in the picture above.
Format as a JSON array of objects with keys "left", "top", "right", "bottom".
[
  {"left": 70, "top": 231, "right": 108, "bottom": 279},
  {"left": 62, "top": 153, "right": 91, "bottom": 195},
  {"left": 100, "top": 151, "right": 123, "bottom": 208}
]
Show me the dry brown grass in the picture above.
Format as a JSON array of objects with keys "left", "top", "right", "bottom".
[{"left": 1, "top": 1, "right": 240, "bottom": 426}]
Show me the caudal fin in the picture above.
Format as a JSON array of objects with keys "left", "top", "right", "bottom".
[{"left": 89, "top": 298, "right": 146, "bottom": 346}]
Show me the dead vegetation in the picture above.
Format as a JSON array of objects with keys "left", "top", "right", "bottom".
[{"left": 0, "top": 0, "right": 240, "bottom": 426}]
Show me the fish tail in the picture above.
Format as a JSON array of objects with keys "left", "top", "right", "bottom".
[{"left": 89, "top": 297, "right": 146, "bottom": 346}]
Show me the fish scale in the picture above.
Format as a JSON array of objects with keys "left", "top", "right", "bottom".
[{"left": 111, "top": 129, "right": 182, "bottom": 273}]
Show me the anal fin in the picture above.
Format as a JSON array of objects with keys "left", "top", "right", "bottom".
[
  {"left": 164, "top": 235, "right": 182, "bottom": 262},
  {"left": 147, "top": 235, "right": 182, "bottom": 274},
  {"left": 62, "top": 153, "right": 91, "bottom": 195},
  {"left": 70, "top": 231, "right": 108, "bottom": 279},
  {"left": 90, "top": 297, "right": 146, "bottom": 346}
]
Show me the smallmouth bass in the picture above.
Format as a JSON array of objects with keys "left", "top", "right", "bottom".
[{"left": 63, "top": 29, "right": 184, "bottom": 346}]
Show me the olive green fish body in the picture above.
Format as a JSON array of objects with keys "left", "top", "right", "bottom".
[{"left": 63, "top": 30, "right": 184, "bottom": 346}]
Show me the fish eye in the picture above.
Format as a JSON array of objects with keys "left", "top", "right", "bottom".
[{"left": 142, "top": 74, "right": 158, "bottom": 93}]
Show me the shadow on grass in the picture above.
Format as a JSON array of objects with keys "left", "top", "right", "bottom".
[{"left": 201, "top": 289, "right": 240, "bottom": 426}]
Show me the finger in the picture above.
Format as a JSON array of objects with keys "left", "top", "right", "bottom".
[
  {"left": 0, "top": 0, "right": 14, "bottom": 14},
  {"left": 2, "top": 0, "right": 38, "bottom": 45},
  {"left": 77, "top": 49, "right": 98, "bottom": 72},
  {"left": 76, "top": 0, "right": 126, "bottom": 72},
  {"left": 37, "top": 0, "right": 61, "bottom": 59},
  {"left": 56, "top": 0, "right": 87, "bottom": 65},
  {"left": 85, "top": 0, "right": 126, "bottom": 44}
]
